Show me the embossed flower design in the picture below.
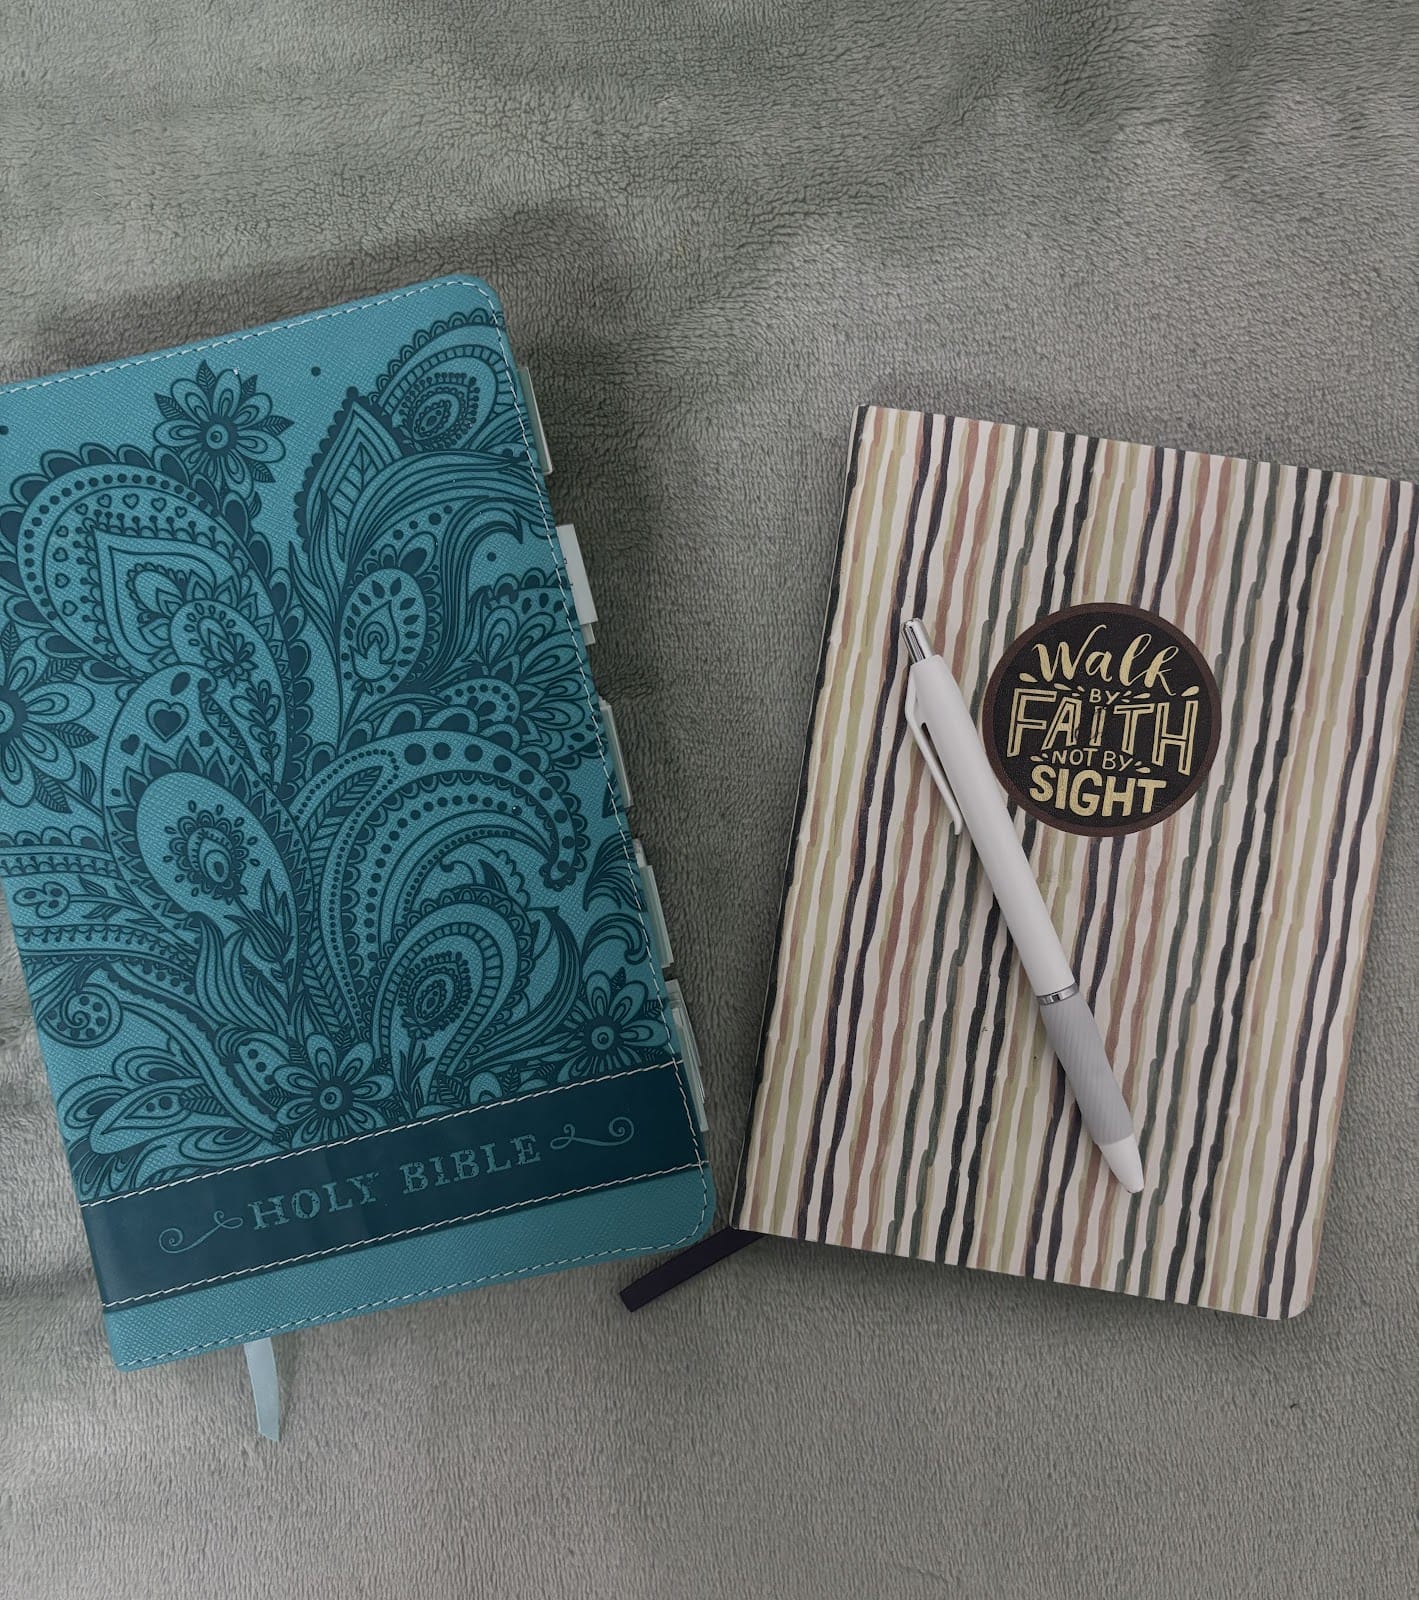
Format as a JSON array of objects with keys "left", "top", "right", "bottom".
[
  {"left": 187, "top": 604, "right": 258, "bottom": 681},
  {"left": 11, "top": 879, "right": 70, "bottom": 919},
  {"left": 154, "top": 361, "right": 292, "bottom": 500},
  {"left": 275, "top": 1036, "right": 394, "bottom": 1144},
  {"left": 0, "top": 635, "right": 95, "bottom": 810},
  {"left": 163, "top": 801, "right": 251, "bottom": 903},
  {"left": 555, "top": 971, "right": 662, "bottom": 1080},
  {"left": 394, "top": 951, "right": 472, "bottom": 1040},
  {"left": 399, "top": 370, "right": 483, "bottom": 451},
  {"left": 453, "top": 581, "right": 584, "bottom": 760}
]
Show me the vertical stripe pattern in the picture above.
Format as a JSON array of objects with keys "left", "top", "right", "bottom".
[{"left": 735, "top": 410, "right": 1419, "bottom": 1318}]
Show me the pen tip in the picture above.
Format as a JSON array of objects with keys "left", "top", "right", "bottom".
[{"left": 1099, "top": 1136, "right": 1145, "bottom": 1194}]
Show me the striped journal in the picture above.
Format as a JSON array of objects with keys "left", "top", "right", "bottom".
[{"left": 734, "top": 408, "right": 1418, "bottom": 1317}]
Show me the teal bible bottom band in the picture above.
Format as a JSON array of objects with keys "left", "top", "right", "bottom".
[
  {"left": 107, "top": 1168, "right": 710, "bottom": 1369},
  {"left": 84, "top": 1061, "right": 695, "bottom": 1309}
]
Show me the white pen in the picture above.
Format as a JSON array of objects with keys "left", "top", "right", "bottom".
[{"left": 902, "top": 619, "right": 1144, "bottom": 1193}]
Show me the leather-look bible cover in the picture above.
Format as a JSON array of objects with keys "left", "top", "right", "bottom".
[{"left": 0, "top": 276, "right": 712, "bottom": 1367}]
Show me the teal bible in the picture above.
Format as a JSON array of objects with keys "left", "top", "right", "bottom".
[{"left": 0, "top": 276, "right": 713, "bottom": 1369}]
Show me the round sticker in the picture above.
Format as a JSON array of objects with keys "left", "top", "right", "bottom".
[{"left": 981, "top": 602, "right": 1220, "bottom": 836}]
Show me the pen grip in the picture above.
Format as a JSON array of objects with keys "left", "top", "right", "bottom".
[
  {"left": 912, "top": 658, "right": 1075, "bottom": 997},
  {"left": 1038, "top": 993, "right": 1134, "bottom": 1145}
]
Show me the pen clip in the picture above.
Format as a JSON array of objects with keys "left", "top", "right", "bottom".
[{"left": 904, "top": 673, "right": 963, "bottom": 831}]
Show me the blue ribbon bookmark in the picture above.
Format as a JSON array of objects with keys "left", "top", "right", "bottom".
[{"left": 243, "top": 1340, "right": 281, "bottom": 1442}]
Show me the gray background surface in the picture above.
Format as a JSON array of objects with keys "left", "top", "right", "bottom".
[{"left": 2, "top": 3, "right": 1416, "bottom": 1596}]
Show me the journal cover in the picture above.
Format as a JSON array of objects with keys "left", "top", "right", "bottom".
[
  {"left": 735, "top": 408, "right": 1417, "bottom": 1317},
  {"left": 0, "top": 276, "right": 712, "bottom": 1367}
]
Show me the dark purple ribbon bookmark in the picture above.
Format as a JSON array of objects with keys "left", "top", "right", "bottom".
[{"left": 619, "top": 1227, "right": 763, "bottom": 1311}]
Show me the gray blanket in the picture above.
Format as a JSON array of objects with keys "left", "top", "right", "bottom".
[{"left": 2, "top": 4, "right": 1416, "bottom": 1596}]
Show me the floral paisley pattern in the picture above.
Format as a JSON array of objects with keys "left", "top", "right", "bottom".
[
  {"left": 154, "top": 361, "right": 292, "bottom": 506},
  {"left": 0, "top": 306, "right": 671, "bottom": 1200},
  {"left": 0, "top": 630, "right": 96, "bottom": 809},
  {"left": 554, "top": 971, "right": 663, "bottom": 1080},
  {"left": 275, "top": 1036, "right": 394, "bottom": 1144},
  {"left": 452, "top": 575, "right": 597, "bottom": 765},
  {"left": 163, "top": 801, "right": 252, "bottom": 903}
]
